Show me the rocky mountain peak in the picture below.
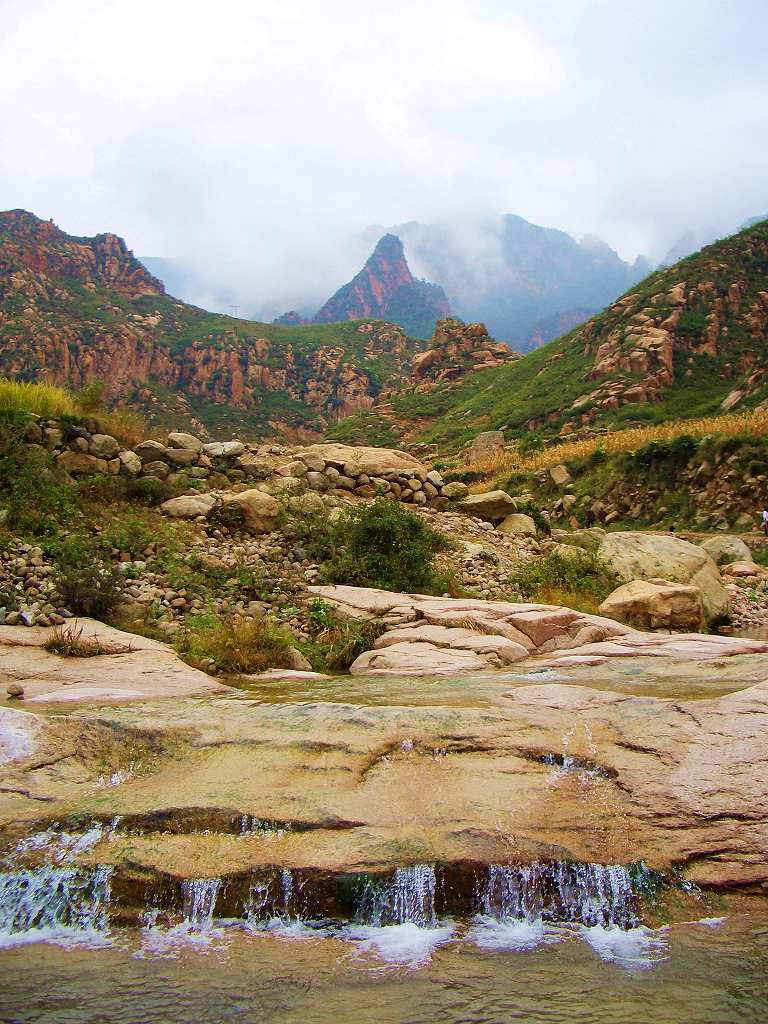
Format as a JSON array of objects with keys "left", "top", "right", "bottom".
[{"left": 312, "top": 233, "right": 450, "bottom": 338}]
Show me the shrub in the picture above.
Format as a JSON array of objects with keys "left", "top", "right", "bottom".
[
  {"left": 99, "top": 515, "right": 155, "bottom": 558},
  {"left": 0, "top": 419, "right": 78, "bottom": 536},
  {"left": 175, "top": 614, "right": 296, "bottom": 674},
  {"left": 301, "top": 598, "right": 387, "bottom": 672},
  {"left": 508, "top": 550, "right": 618, "bottom": 615},
  {"left": 0, "top": 378, "right": 74, "bottom": 418},
  {"left": 324, "top": 497, "right": 450, "bottom": 594},
  {"left": 51, "top": 533, "right": 124, "bottom": 619},
  {"left": 76, "top": 378, "right": 107, "bottom": 414},
  {"left": 208, "top": 502, "right": 246, "bottom": 531}
]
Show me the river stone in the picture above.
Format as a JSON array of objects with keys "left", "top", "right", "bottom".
[
  {"left": 457, "top": 490, "right": 515, "bottom": 522},
  {"left": 167, "top": 431, "right": 203, "bottom": 452},
  {"left": 202, "top": 441, "right": 246, "bottom": 459},
  {"left": 221, "top": 489, "right": 279, "bottom": 533},
  {"left": 721, "top": 560, "right": 765, "bottom": 578},
  {"left": 164, "top": 448, "right": 198, "bottom": 467},
  {"left": 160, "top": 493, "right": 217, "bottom": 519},
  {"left": 498, "top": 513, "right": 537, "bottom": 537},
  {"left": 442, "top": 481, "right": 469, "bottom": 500},
  {"left": 597, "top": 532, "right": 729, "bottom": 623},
  {"left": 135, "top": 439, "right": 168, "bottom": 461},
  {"left": 700, "top": 535, "right": 752, "bottom": 566},
  {"left": 118, "top": 452, "right": 143, "bottom": 475},
  {"left": 57, "top": 451, "right": 108, "bottom": 475},
  {"left": 88, "top": 433, "right": 120, "bottom": 459},
  {"left": 351, "top": 641, "right": 489, "bottom": 676},
  {"left": 299, "top": 442, "right": 424, "bottom": 477},
  {"left": 599, "top": 579, "right": 705, "bottom": 632}
]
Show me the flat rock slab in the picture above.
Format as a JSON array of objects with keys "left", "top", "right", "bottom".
[
  {"left": 309, "top": 585, "right": 768, "bottom": 677},
  {"left": 0, "top": 618, "right": 230, "bottom": 704}
]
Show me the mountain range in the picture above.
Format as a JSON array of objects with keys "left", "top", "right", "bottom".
[{"left": 2, "top": 208, "right": 767, "bottom": 454}]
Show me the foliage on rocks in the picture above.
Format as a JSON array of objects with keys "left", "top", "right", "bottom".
[
  {"left": 324, "top": 497, "right": 450, "bottom": 594},
  {"left": 509, "top": 549, "right": 618, "bottom": 615},
  {"left": 50, "top": 533, "right": 124, "bottom": 620},
  {"left": 301, "top": 598, "right": 387, "bottom": 672},
  {"left": 0, "top": 419, "right": 77, "bottom": 536},
  {"left": 175, "top": 612, "right": 296, "bottom": 674}
]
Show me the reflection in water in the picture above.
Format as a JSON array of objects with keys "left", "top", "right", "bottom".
[{"left": 2, "top": 916, "right": 768, "bottom": 1024}]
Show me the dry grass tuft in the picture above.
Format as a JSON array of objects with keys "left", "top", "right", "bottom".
[{"left": 0, "top": 379, "right": 75, "bottom": 418}]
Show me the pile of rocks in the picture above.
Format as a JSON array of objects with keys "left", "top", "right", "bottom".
[{"left": 0, "top": 538, "right": 73, "bottom": 627}]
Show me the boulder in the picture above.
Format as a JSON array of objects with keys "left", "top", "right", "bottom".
[
  {"left": 457, "top": 490, "right": 515, "bottom": 522},
  {"left": 167, "top": 431, "right": 203, "bottom": 452},
  {"left": 57, "top": 451, "right": 108, "bottom": 475},
  {"left": 597, "top": 532, "right": 729, "bottom": 623},
  {"left": 160, "top": 493, "right": 217, "bottom": 519},
  {"left": 553, "top": 527, "right": 606, "bottom": 553},
  {"left": 202, "top": 441, "right": 246, "bottom": 459},
  {"left": 442, "top": 481, "right": 469, "bottom": 500},
  {"left": 118, "top": 450, "right": 142, "bottom": 476},
  {"left": 466, "top": 430, "right": 505, "bottom": 464},
  {"left": 599, "top": 579, "right": 705, "bottom": 632},
  {"left": 498, "top": 513, "right": 537, "bottom": 538},
  {"left": 549, "top": 464, "right": 572, "bottom": 486},
  {"left": 135, "top": 439, "right": 168, "bottom": 461},
  {"left": 700, "top": 535, "right": 752, "bottom": 566},
  {"left": 142, "top": 461, "right": 170, "bottom": 479},
  {"left": 221, "top": 489, "right": 279, "bottom": 533},
  {"left": 298, "top": 443, "right": 424, "bottom": 477},
  {"left": 164, "top": 448, "right": 198, "bottom": 467},
  {"left": 721, "top": 560, "right": 766, "bottom": 578},
  {"left": 88, "top": 433, "right": 120, "bottom": 459}
]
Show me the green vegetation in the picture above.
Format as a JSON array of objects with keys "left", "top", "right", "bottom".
[
  {"left": 42, "top": 624, "right": 130, "bottom": 657},
  {"left": 0, "top": 419, "right": 78, "bottom": 536},
  {"left": 50, "top": 533, "right": 124, "bottom": 619},
  {"left": 175, "top": 613, "right": 296, "bottom": 674},
  {"left": 0, "top": 378, "right": 74, "bottom": 418},
  {"left": 324, "top": 497, "right": 450, "bottom": 594},
  {"left": 509, "top": 550, "right": 618, "bottom": 615},
  {"left": 300, "top": 598, "right": 387, "bottom": 672}
]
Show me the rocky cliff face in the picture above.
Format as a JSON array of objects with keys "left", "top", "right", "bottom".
[
  {"left": 0, "top": 211, "right": 423, "bottom": 436},
  {"left": 408, "top": 318, "right": 518, "bottom": 391},
  {"left": 312, "top": 234, "right": 450, "bottom": 339}
]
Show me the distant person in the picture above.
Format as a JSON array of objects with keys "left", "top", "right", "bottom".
[
  {"left": 584, "top": 508, "right": 596, "bottom": 527},
  {"left": 762, "top": 509, "right": 768, "bottom": 536}
]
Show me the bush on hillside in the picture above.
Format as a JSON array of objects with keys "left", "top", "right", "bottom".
[
  {"left": 0, "top": 419, "right": 78, "bottom": 536},
  {"left": 324, "top": 496, "right": 450, "bottom": 594},
  {"left": 508, "top": 550, "right": 618, "bottom": 615},
  {"left": 301, "top": 597, "right": 387, "bottom": 672}
]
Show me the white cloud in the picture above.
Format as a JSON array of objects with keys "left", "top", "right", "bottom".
[{"left": 0, "top": 0, "right": 766, "bottom": 309}]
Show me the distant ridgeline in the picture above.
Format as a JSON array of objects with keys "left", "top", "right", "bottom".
[{"left": 328, "top": 219, "right": 768, "bottom": 451}]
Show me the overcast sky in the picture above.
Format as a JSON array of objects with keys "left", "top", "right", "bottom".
[{"left": 1, "top": 0, "right": 767, "bottom": 313}]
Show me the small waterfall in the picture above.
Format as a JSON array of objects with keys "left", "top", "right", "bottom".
[
  {"left": 180, "top": 878, "right": 221, "bottom": 932},
  {"left": 357, "top": 864, "right": 437, "bottom": 927},
  {"left": 478, "top": 861, "right": 641, "bottom": 929},
  {"left": 0, "top": 865, "right": 111, "bottom": 946}
]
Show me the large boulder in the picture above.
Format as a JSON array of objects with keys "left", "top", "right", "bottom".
[
  {"left": 700, "top": 535, "right": 752, "bottom": 566},
  {"left": 221, "top": 489, "right": 279, "bottom": 533},
  {"left": 88, "top": 433, "right": 120, "bottom": 459},
  {"left": 597, "top": 532, "right": 729, "bottom": 623},
  {"left": 167, "top": 431, "right": 203, "bottom": 452},
  {"left": 497, "top": 513, "right": 537, "bottom": 537},
  {"left": 553, "top": 527, "right": 606, "bottom": 553},
  {"left": 160, "top": 493, "right": 217, "bottom": 519},
  {"left": 457, "top": 490, "right": 515, "bottom": 522},
  {"left": 599, "top": 579, "right": 705, "bottom": 632},
  {"left": 202, "top": 441, "right": 246, "bottom": 459},
  {"left": 57, "top": 451, "right": 108, "bottom": 475},
  {"left": 466, "top": 430, "right": 505, "bottom": 464},
  {"left": 297, "top": 443, "right": 424, "bottom": 478}
]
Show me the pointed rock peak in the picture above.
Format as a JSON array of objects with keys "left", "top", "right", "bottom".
[{"left": 370, "top": 233, "right": 407, "bottom": 263}]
